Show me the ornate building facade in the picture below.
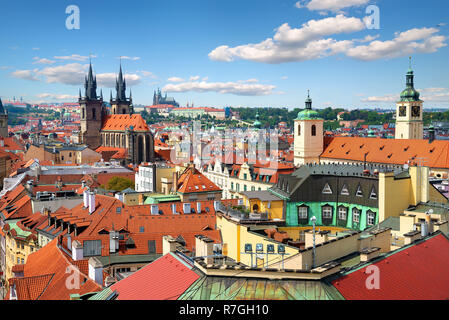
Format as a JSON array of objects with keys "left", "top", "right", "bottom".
[
  {"left": 0, "top": 98, "right": 9, "bottom": 138},
  {"left": 152, "top": 88, "right": 179, "bottom": 107},
  {"left": 79, "top": 64, "right": 154, "bottom": 165}
]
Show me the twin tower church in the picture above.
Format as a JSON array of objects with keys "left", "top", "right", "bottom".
[{"left": 78, "top": 63, "right": 154, "bottom": 165}]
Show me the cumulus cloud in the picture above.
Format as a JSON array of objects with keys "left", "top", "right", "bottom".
[
  {"left": 346, "top": 28, "right": 447, "bottom": 61},
  {"left": 118, "top": 56, "right": 140, "bottom": 61},
  {"left": 209, "top": 14, "right": 447, "bottom": 64},
  {"left": 189, "top": 75, "right": 200, "bottom": 81},
  {"left": 11, "top": 69, "right": 39, "bottom": 81},
  {"left": 138, "top": 70, "right": 157, "bottom": 78},
  {"left": 305, "top": 0, "right": 370, "bottom": 11},
  {"left": 36, "top": 93, "right": 78, "bottom": 100},
  {"left": 54, "top": 54, "right": 96, "bottom": 61},
  {"left": 167, "top": 77, "right": 185, "bottom": 82},
  {"left": 162, "top": 79, "right": 276, "bottom": 96},
  {"left": 32, "top": 57, "right": 55, "bottom": 65},
  {"left": 37, "top": 63, "right": 88, "bottom": 85},
  {"left": 361, "top": 88, "right": 449, "bottom": 103},
  {"left": 96, "top": 73, "right": 141, "bottom": 87}
]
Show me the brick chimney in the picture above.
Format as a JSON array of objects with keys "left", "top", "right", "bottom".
[
  {"left": 88, "top": 257, "right": 103, "bottom": 286},
  {"left": 172, "top": 171, "right": 179, "bottom": 193}
]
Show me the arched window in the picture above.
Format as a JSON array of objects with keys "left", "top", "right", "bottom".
[
  {"left": 92, "top": 108, "right": 96, "bottom": 120},
  {"left": 311, "top": 125, "right": 316, "bottom": 136},
  {"left": 298, "top": 124, "right": 301, "bottom": 136},
  {"left": 82, "top": 108, "right": 85, "bottom": 119}
]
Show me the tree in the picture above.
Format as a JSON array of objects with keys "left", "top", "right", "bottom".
[{"left": 106, "top": 177, "right": 134, "bottom": 191}]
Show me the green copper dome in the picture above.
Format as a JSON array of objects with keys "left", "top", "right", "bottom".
[
  {"left": 400, "top": 58, "right": 421, "bottom": 102},
  {"left": 296, "top": 91, "right": 323, "bottom": 121},
  {"left": 253, "top": 113, "right": 262, "bottom": 128}
]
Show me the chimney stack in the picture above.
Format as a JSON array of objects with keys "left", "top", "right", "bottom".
[
  {"left": 71, "top": 240, "right": 83, "bottom": 261},
  {"left": 83, "top": 188, "right": 89, "bottom": 208},
  {"left": 428, "top": 125, "right": 436, "bottom": 143},
  {"left": 173, "top": 171, "right": 179, "bottom": 193},
  {"left": 88, "top": 192, "right": 96, "bottom": 214},
  {"left": 88, "top": 257, "right": 104, "bottom": 286}
]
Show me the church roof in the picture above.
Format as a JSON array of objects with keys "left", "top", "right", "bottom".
[
  {"left": 321, "top": 136, "right": 449, "bottom": 168},
  {"left": 101, "top": 114, "right": 150, "bottom": 132}
]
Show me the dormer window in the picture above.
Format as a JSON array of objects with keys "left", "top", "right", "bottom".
[
  {"left": 370, "top": 187, "right": 377, "bottom": 200},
  {"left": 356, "top": 185, "right": 363, "bottom": 197},
  {"left": 367, "top": 211, "right": 376, "bottom": 226},
  {"left": 322, "top": 183, "right": 333, "bottom": 194},
  {"left": 341, "top": 184, "right": 349, "bottom": 196}
]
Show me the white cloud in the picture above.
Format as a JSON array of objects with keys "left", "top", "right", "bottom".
[
  {"left": 167, "top": 77, "right": 185, "bottom": 82},
  {"left": 281, "top": 76, "right": 288, "bottom": 80},
  {"left": 162, "top": 79, "right": 276, "bottom": 96},
  {"left": 361, "top": 88, "right": 449, "bottom": 103},
  {"left": 54, "top": 54, "right": 96, "bottom": 61},
  {"left": 11, "top": 69, "right": 39, "bottom": 81},
  {"left": 96, "top": 73, "right": 142, "bottom": 87},
  {"left": 209, "top": 15, "right": 447, "bottom": 64},
  {"left": 36, "top": 93, "right": 77, "bottom": 100},
  {"left": 0, "top": 66, "right": 13, "bottom": 70},
  {"left": 305, "top": 0, "right": 370, "bottom": 11},
  {"left": 118, "top": 56, "right": 141, "bottom": 61},
  {"left": 294, "top": 1, "right": 303, "bottom": 9},
  {"left": 346, "top": 28, "right": 447, "bottom": 61},
  {"left": 37, "top": 63, "right": 88, "bottom": 85},
  {"left": 138, "top": 70, "right": 157, "bottom": 78},
  {"left": 32, "top": 57, "right": 55, "bottom": 65},
  {"left": 189, "top": 75, "right": 200, "bottom": 81},
  {"left": 209, "top": 15, "right": 365, "bottom": 64},
  {"left": 32, "top": 47, "right": 40, "bottom": 51}
]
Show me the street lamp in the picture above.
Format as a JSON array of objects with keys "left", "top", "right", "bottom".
[{"left": 310, "top": 216, "right": 317, "bottom": 269}]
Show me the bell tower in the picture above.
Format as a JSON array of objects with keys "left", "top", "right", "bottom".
[
  {"left": 79, "top": 62, "right": 104, "bottom": 149},
  {"left": 0, "top": 98, "right": 8, "bottom": 138},
  {"left": 395, "top": 57, "right": 423, "bottom": 140},
  {"left": 294, "top": 91, "right": 324, "bottom": 166}
]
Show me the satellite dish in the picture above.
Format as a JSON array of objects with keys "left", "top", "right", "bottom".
[{"left": 428, "top": 209, "right": 434, "bottom": 215}]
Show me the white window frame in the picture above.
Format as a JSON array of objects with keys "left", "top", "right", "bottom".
[
  {"left": 367, "top": 211, "right": 376, "bottom": 226},
  {"left": 352, "top": 208, "right": 360, "bottom": 223},
  {"left": 297, "top": 206, "right": 308, "bottom": 219},
  {"left": 322, "top": 183, "right": 333, "bottom": 195},
  {"left": 338, "top": 207, "right": 347, "bottom": 220},
  {"left": 341, "top": 184, "right": 349, "bottom": 196},
  {"left": 322, "top": 206, "right": 333, "bottom": 219}
]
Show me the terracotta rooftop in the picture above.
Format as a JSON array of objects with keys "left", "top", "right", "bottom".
[
  {"left": 177, "top": 165, "right": 221, "bottom": 194},
  {"left": 101, "top": 114, "right": 150, "bottom": 132}
]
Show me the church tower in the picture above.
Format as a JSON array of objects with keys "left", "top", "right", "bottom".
[
  {"left": 294, "top": 91, "right": 324, "bottom": 166},
  {"left": 79, "top": 62, "right": 104, "bottom": 149},
  {"left": 395, "top": 58, "right": 423, "bottom": 140},
  {"left": 0, "top": 98, "right": 8, "bottom": 138},
  {"left": 111, "top": 64, "right": 133, "bottom": 115}
]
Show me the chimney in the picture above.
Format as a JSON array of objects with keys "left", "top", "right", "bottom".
[
  {"left": 172, "top": 171, "right": 179, "bottom": 193},
  {"left": 88, "top": 192, "right": 95, "bottom": 214},
  {"left": 151, "top": 204, "right": 159, "bottom": 215},
  {"left": 183, "top": 203, "right": 191, "bottom": 214},
  {"left": 83, "top": 189, "right": 89, "bottom": 208},
  {"left": 428, "top": 126, "right": 435, "bottom": 143},
  {"left": 162, "top": 235, "right": 178, "bottom": 255},
  {"left": 67, "top": 234, "right": 72, "bottom": 251},
  {"left": 403, "top": 230, "right": 421, "bottom": 245},
  {"left": 360, "top": 247, "right": 381, "bottom": 262},
  {"left": 88, "top": 257, "right": 103, "bottom": 286},
  {"left": 109, "top": 231, "right": 119, "bottom": 253},
  {"left": 195, "top": 235, "right": 214, "bottom": 264},
  {"left": 197, "top": 202, "right": 201, "bottom": 214},
  {"left": 71, "top": 240, "right": 83, "bottom": 261}
]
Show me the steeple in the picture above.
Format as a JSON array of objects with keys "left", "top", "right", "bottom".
[
  {"left": 115, "top": 63, "right": 127, "bottom": 102},
  {"left": 100, "top": 89, "right": 103, "bottom": 101},
  {"left": 84, "top": 62, "right": 98, "bottom": 100},
  {"left": 0, "top": 97, "right": 5, "bottom": 114}
]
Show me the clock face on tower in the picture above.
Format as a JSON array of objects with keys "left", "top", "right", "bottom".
[
  {"left": 412, "top": 106, "right": 420, "bottom": 117},
  {"left": 399, "top": 106, "right": 406, "bottom": 117}
]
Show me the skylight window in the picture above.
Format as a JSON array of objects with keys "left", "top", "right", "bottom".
[
  {"left": 322, "top": 183, "right": 333, "bottom": 195},
  {"left": 370, "top": 187, "right": 377, "bottom": 200}
]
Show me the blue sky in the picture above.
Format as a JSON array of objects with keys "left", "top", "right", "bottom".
[{"left": 0, "top": 0, "right": 448, "bottom": 109}]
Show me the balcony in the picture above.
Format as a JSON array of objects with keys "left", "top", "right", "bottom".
[{"left": 216, "top": 202, "right": 268, "bottom": 222}]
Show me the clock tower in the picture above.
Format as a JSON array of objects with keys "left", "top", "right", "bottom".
[{"left": 395, "top": 58, "right": 423, "bottom": 140}]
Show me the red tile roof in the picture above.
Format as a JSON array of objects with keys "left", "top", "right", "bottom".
[
  {"left": 101, "top": 114, "right": 150, "bottom": 132},
  {"left": 6, "top": 238, "right": 101, "bottom": 300},
  {"left": 110, "top": 252, "right": 199, "bottom": 300},
  {"left": 95, "top": 147, "right": 128, "bottom": 161},
  {"left": 332, "top": 233, "right": 449, "bottom": 300},
  {"left": 177, "top": 165, "right": 221, "bottom": 194},
  {"left": 322, "top": 136, "right": 449, "bottom": 168}
]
